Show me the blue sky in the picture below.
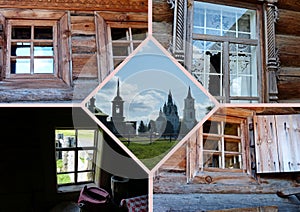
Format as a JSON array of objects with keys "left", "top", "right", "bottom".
[{"left": 95, "top": 39, "right": 215, "bottom": 125}]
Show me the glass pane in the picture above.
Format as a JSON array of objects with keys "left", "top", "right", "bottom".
[
  {"left": 77, "top": 130, "right": 95, "bottom": 147},
  {"left": 203, "top": 138, "right": 220, "bottom": 151},
  {"left": 225, "top": 140, "right": 240, "bottom": 152},
  {"left": 11, "top": 42, "right": 30, "bottom": 56},
  {"left": 78, "top": 172, "right": 94, "bottom": 183},
  {"left": 203, "top": 121, "right": 219, "bottom": 134},
  {"left": 225, "top": 154, "right": 242, "bottom": 169},
  {"left": 238, "top": 13, "right": 251, "bottom": 33},
  {"left": 34, "top": 59, "right": 54, "bottom": 74},
  {"left": 192, "top": 41, "right": 222, "bottom": 96},
  {"left": 11, "top": 59, "right": 30, "bottom": 74},
  {"left": 222, "top": 11, "right": 236, "bottom": 32},
  {"left": 78, "top": 150, "right": 95, "bottom": 171},
  {"left": 58, "top": 151, "right": 75, "bottom": 172},
  {"left": 111, "top": 28, "right": 128, "bottom": 40},
  {"left": 224, "top": 123, "right": 239, "bottom": 136},
  {"left": 206, "top": 9, "right": 221, "bottom": 29},
  {"left": 112, "top": 45, "right": 130, "bottom": 56},
  {"left": 34, "top": 26, "right": 53, "bottom": 39},
  {"left": 132, "top": 28, "right": 147, "bottom": 40},
  {"left": 229, "top": 44, "right": 257, "bottom": 98},
  {"left": 193, "top": 2, "right": 256, "bottom": 37},
  {"left": 34, "top": 43, "right": 54, "bottom": 56},
  {"left": 55, "top": 130, "right": 76, "bottom": 147},
  {"left": 57, "top": 173, "right": 74, "bottom": 185},
  {"left": 203, "top": 152, "right": 220, "bottom": 168},
  {"left": 12, "top": 26, "right": 31, "bottom": 39}
]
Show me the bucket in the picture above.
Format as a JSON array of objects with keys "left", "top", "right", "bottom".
[{"left": 111, "top": 176, "right": 129, "bottom": 205}]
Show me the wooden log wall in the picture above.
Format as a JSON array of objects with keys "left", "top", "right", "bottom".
[
  {"left": 276, "top": 0, "right": 300, "bottom": 102},
  {"left": 71, "top": 13, "right": 98, "bottom": 79}
]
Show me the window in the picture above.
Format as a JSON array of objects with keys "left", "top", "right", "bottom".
[
  {"left": 201, "top": 120, "right": 243, "bottom": 170},
  {"left": 108, "top": 27, "right": 147, "bottom": 69},
  {"left": 7, "top": 20, "right": 57, "bottom": 77},
  {"left": 55, "top": 129, "right": 98, "bottom": 186},
  {"left": 189, "top": 1, "right": 260, "bottom": 102}
]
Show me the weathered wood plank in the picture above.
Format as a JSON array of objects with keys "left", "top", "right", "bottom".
[
  {"left": 278, "top": 67, "right": 300, "bottom": 77},
  {"left": 98, "top": 11, "right": 147, "bottom": 22},
  {"left": 254, "top": 115, "right": 280, "bottom": 173},
  {"left": 208, "top": 206, "right": 278, "bottom": 212},
  {"left": 0, "top": 9, "right": 64, "bottom": 19},
  {"left": 276, "top": 9, "right": 300, "bottom": 36},
  {"left": 152, "top": 0, "right": 173, "bottom": 22},
  {"left": 72, "top": 36, "right": 96, "bottom": 54},
  {"left": 71, "top": 16, "right": 95, "bottom": 36},
  {"left": 278, "top": 80, "right": 300, "bottom": 102},
  {"left": 275, "top": 115, "right": 300, "bottom": 172},
  {"left": 278, "top": 0, "right": 300, "bottom": 13},
  {"left": 0, "top": 0, "right": 148, "bottom": 13},
  {"left": 276, "top": 35, "right": 300, "bottom": 67},
  {"left": 160, "top": 145, "right": 186, "bottom": 171},
  {"left": 72, "top": 54, "right": 98, "bottom": 78}
]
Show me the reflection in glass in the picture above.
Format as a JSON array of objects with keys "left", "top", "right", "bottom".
[
  {"left": 34, "top": 44, "right": 54, "bottom": 56},
  {"left": 11, "top": 42, "right": 30, "bottom": 56},
  {"left": 34, "top": 59, "right": 54, "bottom": 73},
  {"left": 11, "top": 59, "right": 30, "bottom": 74},
  {"left": 78, "top": 130, "right": 95, "bottom": 147}
]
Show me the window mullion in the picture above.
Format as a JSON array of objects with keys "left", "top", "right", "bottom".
[
  {"left": 30, "top": 25, "right": 34, "bottom": 74},
  {"left": 74, "top": 129, "right": 78, "bottom": 184},
  {"left": 223, "top": 41, "right": 230, "bottom": 103}
]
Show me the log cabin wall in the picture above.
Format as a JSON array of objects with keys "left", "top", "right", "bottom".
[
  {"left": 276, "top": 0, "right": 300, "bottom": 102},
  {"left": 0, "top": 0, "right": 148, "bottom": 102},
  {"left": 153, "top": 0, "right": 300, "bottom": 103}
]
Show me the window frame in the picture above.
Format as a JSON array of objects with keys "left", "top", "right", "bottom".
[
  {"left": 186, "top": 0, "right": 263, "bottom": 103},
  {"left": 107, "top": 25, "right": 147, "bottom": 70},
  {"left": 55, "top": 128, "right": 99, "bottom": 187},
  {"left": 6, "top": 19, "right": 58, "bottom": 78},
  {"left": 201, "top": 120, "right": 244, "bottom": 171}
]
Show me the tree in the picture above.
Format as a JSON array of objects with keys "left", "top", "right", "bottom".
[{"left": 138, "top": 120, "right": 147, "bottom": 133}]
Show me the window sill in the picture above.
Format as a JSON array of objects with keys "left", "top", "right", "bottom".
[{"left": 57, "top": 183, "right": 97, "bottom": 193}]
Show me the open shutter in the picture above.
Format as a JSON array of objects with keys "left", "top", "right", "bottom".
[
  {"left": 275, "top": 115, "right": 300, "bottom": 172},
  {"left": 58, "top": 12, "right": 72, "bottom": 86},
  {"left": 186, "top": 128, "right": 200, "bottom": 182},
  {"left": 169, "top": 0, "right": 187, "bottom": 63},
  {"left": 0, "top": 14, "right": 5, "bottom": 80},
  {"left": 254, "top": 115, "right": 280, "bottom": 173},
  {"left": 254, "top": 114, "right": 300, "bottom": 173}
]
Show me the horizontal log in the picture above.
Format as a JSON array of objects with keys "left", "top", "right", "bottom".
[
  {"left": 152, "top": 0, "right": 173, "bottom": 22},
  {"left": 276, "top": 35, "right": 300, "bottom": 67},
  {"left": 276, "top": 9, "right": 300, "bottom": 36},
  {"left": 161, "top": 145, "right": 186, "bottom": 170},
  {"left": 278, "top": 67, "right": 300, "bottom": 77},
  {"left": 72, "top": 53, "right": 98, "bottom": 78},
  {"left": 98, "top": 11, "right": 147, "bottom": 22},
  {"left": 71, "top": 16, "right": 95, "bottom": 36},
  {"left": 0, "top": 0, "right": 148, "bottom": 13},
  {"left": 0, "top": 9, "right": 65, "bottom": 19},
  {"left": 72, "top": 36, "right": 96, "bottom": 54},
  {"left": 278, "top": 79, "right": 300, "bottom": 101},
  {"left": 278, "top": 0, "right": 300, "bottom": 13}
]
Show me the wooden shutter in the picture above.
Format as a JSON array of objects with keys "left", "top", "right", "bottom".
[
  {"left": 254, "top": 114, "right": 300, "bottom": 173},
  {"left": 186, "top": 128, "right": 200, "bottom": 182},
  {"left": 58, "top": 12, "right": 72, "bottom": 86},
  {"left": 169, "top": 0, "right": 187, "bottom": 63},
  {"left": 275, "top": 115, "right": 300, "bottom": 172}
]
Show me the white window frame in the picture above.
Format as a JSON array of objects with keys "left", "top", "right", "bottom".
[
  {"left": 55, "top": 128, "right": 98, "bottom": 187},
  {"left": 187, "top": 1, "right": 262, "bottom": 103}
]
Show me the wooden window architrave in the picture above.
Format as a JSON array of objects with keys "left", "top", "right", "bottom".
[{"left": 0, "top": 9, "right": 72, "bottom": 86}]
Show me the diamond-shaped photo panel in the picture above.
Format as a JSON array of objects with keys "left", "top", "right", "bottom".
[{"left": 85, "top": 37, "right": 217, "bottom": 170}]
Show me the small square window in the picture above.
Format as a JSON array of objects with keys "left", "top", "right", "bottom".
[{"left": 55, "top": 129, "right": 98, "bottom": 186}]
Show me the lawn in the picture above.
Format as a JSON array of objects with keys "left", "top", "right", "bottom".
[{"left": 125, "top": 138, "right": 179, "bottom": 170}]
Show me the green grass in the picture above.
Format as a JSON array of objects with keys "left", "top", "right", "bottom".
[{"left": 126, "top": 139, "right": 178, "bottom": 170}]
